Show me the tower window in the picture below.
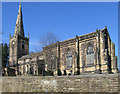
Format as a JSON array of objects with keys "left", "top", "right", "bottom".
[
  {"left": 86, "top": 44, "right": 94, "bottom": 66},
  {"left": 22, "top": 41, "right": 24, "bottom": 50}
]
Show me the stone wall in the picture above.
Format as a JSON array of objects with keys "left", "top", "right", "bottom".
[{"left": 2, "top": 74, "right": 120, "bottom": 93}]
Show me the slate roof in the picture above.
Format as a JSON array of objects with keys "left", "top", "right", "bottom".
[{"left": 19, "top": 51, "right": 43, "bottom": 60}]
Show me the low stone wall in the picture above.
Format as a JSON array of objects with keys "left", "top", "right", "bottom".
[{"left": 2, "top": 74, "right": 120, "bottom": 93}]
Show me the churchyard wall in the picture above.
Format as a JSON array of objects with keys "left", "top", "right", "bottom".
[{"left": 2, "top": 73, "right": 120, "bottom": 93}]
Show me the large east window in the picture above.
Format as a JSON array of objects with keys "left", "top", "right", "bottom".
[{"left": 86, "top": 45, "right": 94, "bottom": 66}]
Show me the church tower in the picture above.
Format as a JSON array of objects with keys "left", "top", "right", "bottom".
[{"left": 9, "top": 3, "right": 29, "bottom": 66}]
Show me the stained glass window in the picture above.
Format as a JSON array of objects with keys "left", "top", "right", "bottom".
[
  {"left": 66, "top": 51, "right": 72, "bottom": 69},
  {"left": 87, "top": 45, "right": 94, "bottom": 66}
]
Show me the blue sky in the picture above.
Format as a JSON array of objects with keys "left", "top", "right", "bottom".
[{"left": 2, "top": 2, "right": 118, "bottom": 55}]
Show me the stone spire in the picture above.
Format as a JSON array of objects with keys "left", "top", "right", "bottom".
[{"left": 14, "top": 2, "right": 24, "bottom": 37}]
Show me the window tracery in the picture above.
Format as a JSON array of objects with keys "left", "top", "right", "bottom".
[
  {"left": 66, "top": 51, "right": 72, "bottom": 69},
  {"left": 86, "top": 44, "right": 94, "bottom": 66}
]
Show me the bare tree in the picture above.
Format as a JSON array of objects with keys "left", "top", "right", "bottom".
[
  {"left": 39, "top": 31, "right": 58, "bottom": 48},
  {"left": 38, "top": 31, "right": 59, "bottom": 75},
  {"left": 34, "top": 31, "right": 58, "bottom": 52},
  {"left": 43, "top": 48, "right": 58, "bottom": 76}
]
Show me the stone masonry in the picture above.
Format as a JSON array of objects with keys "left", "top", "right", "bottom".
[
  {"left": 6, "top": 3, "right": 118, "bottom": 76},
  {"left": 2, "top": 74, "right": 120, "bottom": 92}
]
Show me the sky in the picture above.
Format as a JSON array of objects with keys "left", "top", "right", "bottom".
[{"left": 2, "top": 2, "right": 119, "bottom": 68}]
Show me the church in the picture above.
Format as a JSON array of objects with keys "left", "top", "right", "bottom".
[{"left": 5, "top": 3, "right": 118, "bottom": 76}]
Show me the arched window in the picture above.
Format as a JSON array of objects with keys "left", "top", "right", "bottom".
[
  {"left": 66, "top": 51, "right": 72, "bottom": 69},
  {"left": 51, "top": 52, "right": 54, "bottom": 60},
  {"left": 30, "top": 66, "right": 33, "bottom": 74},
  {"left": 87, "top": 44, "right": 94, "bottom": 66},
  {"left": 51, "top": 52, "right": 56, "bottom": 70}
]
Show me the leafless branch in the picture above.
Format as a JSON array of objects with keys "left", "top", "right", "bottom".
[{"left": 39, "top": 31, "right": 58, "bottom": 48}]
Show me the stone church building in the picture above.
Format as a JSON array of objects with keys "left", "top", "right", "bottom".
[{"left": 6, "top": 3, "right": 118, "bottom": 76}]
